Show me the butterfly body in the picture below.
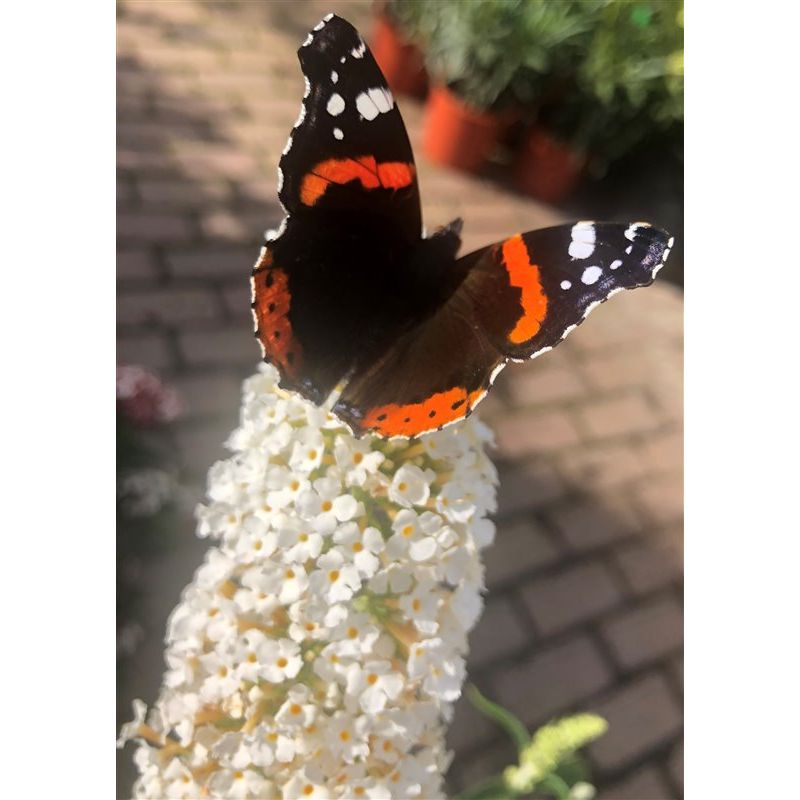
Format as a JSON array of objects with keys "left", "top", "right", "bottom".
[{"left": 252, "top": 14, "right": 673, "bottom": 438}]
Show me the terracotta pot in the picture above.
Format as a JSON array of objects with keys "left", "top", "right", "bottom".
[
  {"left": 515, "top": 126, "right": 586, "bottom": 203},
  {"left": 370, "top": 14, "right": 428, "bottom": 99},
  {"left": 422, "top": 86, "right": 503, "bottom": 173}
]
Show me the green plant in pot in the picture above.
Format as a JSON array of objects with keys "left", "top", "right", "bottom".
[
  {"left": 371, "top": 1, "right": 429, "bottom": 97},
  {"left": 399, "top": 0, "right": 592, "bottom": 171},
  {"left": 518, "top": 0, "right": 684, "bottom": 200}
]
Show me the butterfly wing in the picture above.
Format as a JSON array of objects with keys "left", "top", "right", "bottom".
[
  {"left": 277, "top": 13, "right": 422, "bottom": 243},
  {"left": 334, "top": 221, "right": 673, "bottom": 438},
  {"left": 253, "top": 14, "right": 424, "bottom": 403}
]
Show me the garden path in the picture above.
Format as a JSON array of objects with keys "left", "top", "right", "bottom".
[{"left": 117, "top": 2, "right": 683, "bottom": 797}]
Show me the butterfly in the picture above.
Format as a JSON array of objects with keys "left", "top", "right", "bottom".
[{"left": 251, "top": 14, "right": 673, "bottom": 439}]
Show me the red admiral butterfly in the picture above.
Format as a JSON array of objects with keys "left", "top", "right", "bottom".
[{"left": 252, "top": 14, "right": 673, "bottom": 439}]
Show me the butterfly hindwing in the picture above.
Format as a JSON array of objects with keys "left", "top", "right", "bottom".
[{"left": 335, "top": 222, "right": 673, "bottom": 438}]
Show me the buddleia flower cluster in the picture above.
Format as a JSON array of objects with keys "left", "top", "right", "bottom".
[{"left": 118, "top": 364, "right": 498, "bottom": 799}]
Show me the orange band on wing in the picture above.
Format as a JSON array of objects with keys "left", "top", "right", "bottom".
[
  {"left": 362, "top": 386, "right": 485, "bottom": 438},
  {"left": 300, "top": 156, "right": 415, "bottom": 206},
  {"left": 502, "top": 235, "right": 548, "bottom": 344},
  {"left": 252, "top": 250, "right": 302, "bottom": 379}
]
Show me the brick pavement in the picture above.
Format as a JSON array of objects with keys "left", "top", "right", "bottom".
[{"left": 117, "top": 2, "right": 683, "bottom": 797}]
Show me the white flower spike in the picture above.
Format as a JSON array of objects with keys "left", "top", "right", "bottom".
[{"left": 118, "top": 364, "right": 497, "bottom": 799}]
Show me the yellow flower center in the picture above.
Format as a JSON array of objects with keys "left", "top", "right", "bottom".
[
  {"left": 277, "top": 657, "right": 288, "bottom": 668},
  {"left": 412, "top": 599, "right": 421, "bottom": 612},
  {"left": 303, "top": 785, "right": 314, "bottom": 796},
  {"left": 347, "top": 627, "right": 358, "bottom": 639},
  {"left": 339, "top": 730, "right": 351, "bottom": 741},
  {"left": 299, "top": 533, "right": 309, "bottom": 542},
  {"left": 321, "top": 500, "right": 333, "bottom": 512},
  {"left": 352, "top": 542, "right": 363, "bottom": 552},
  {"left": 398, "top": 482, "right": 408, "bottom": 492},
  {"left": 353, "top": 452, "right": 363, "bottom": 464},
  {"left": 285, "top": 569, "right": 295, "bottom": 579},
  {"left": 290, "top": 703, "right": 302, "bottom": 715},
  {"left": 367, "top": 673, "right": 378, "bottom": 685},
  {"left": 328, "top": 570, "right": 340, "bottom": 582}
]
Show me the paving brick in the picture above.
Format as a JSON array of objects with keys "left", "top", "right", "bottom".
[
  {"left": 167, "top": 246, "right": 256, "bottom": 280},
  {"left": 556, "top": 442, "right": 648, "bottom": 491},
  {"left": 506, "top": 362, "right": 587, "bottom": 408},
  {"left": 484, "top": 519, "right": 561, "bottom": 589},
  {"left": 598, "top": 765, "right": 674, "bottom": 799},
  {"left": 521, "top": 562, "right": 623, "bottom": 635},
  {"left": 670, "top": 656, "right": 683, "bottom": 693},
  {"left": 588, "top": 673, "right": 682, "bottom": 772},
  {"left": 467, "top": 596, "right": 531, "bottom": 669},
  {"left": 179, "top": 326, "right": 259, "bottom": 369},
  {"left": 638, "top": 428, "right": 683, "bottom": 475},
  {"left": 118, "top": 212, "right": 195, "bottom": 244},
  {"left": 171, "top": 143, "right": 262, "bottom": 180},
  {"left": 614, "top": 535, "right": 683, "bottom": 595},
  {"left": 496, "top": 460, "right": 567, "bottom": 516},
  {"left": 117, "top": 332, "right": 173, "bottom": 372},
  {"left": 449, "top": 739, "right": 517, "bottom": 795},
  {"left": 669, "top": 740, "right": 683, "bottom": 793},
  {"left": 444, "top": 689, "right": 502, "bottom": 755},
  {"left": 635, "top": 474, "right": 683, "bottom": 526},
  {"left": 494, "top": 410, "right": 582, "bottom": 458},
  {"left": 117, "top": 249, "right": 158, "bottom": 282},
  {"left": 578, "top": 393, "right": 662, "bottom": 440},
  {"left": 117, "top": 287, "right": 220, "bottom": 326},
  {"left": 137, "top": 178, "right": 232, "bottom": 207},
  {"left": 551, "top": 498, "right": 641, "bottom": 553},
  {"left": 221, "top": 283, "right": 253, "bottom": 322},
  {"left": 199, "top": 208, "right": 268, "bottom": 242},
  {"left": 492, "top": 635, "right": 613, "bottom": 726},
  {"left": 175, "top": 423, "right": 231, "bottom": 477},
  {"left": 171, "top": 372, "right": 243, "bottom": 421},
  {"left": 601, "top": 596, "right": 683, "bottom": 671}
]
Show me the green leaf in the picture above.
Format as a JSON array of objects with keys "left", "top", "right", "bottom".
[{"left": 467, "top": 684, "right": 530, "bottom": 754}]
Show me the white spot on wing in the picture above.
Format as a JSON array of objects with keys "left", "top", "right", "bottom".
[
  {"left": 624, "top": 221, "right": 650, "bottom": 241},
  {"left": 569, "top": 221, "right": 595, "bottom": 259},
  {"left": 667, "top": 236, "right": 675, "bottom": 248},
  {"left": 561, "top": 280, "right": 572, "bottom": 290},
  {"left": 331, "top": 70, "right": 338, "bottom": 84},
  {"left": 581, "top": 265, "right": 602, "bottom": 285},
  {"left": 303, "top": 76, "right": 311, "bottom": 99},
  {"left": 293, "top": 103, "right": 306, "bottom": 128},
  {"left": 583, "top": 299, "right": 602, "bottom": 317},
  {"left": 625, "top": 245, "right": 633, "bottom": 254},
  {"left": 326, "top": 93, "right": 345, "bottom": 116},
  {"left": 356, "top": 88, "right": 393, "bottom": 121},
  {"left": 333, "top": 127, "right": 343, "bottom": 140},
  {"left": 313, "top": 19, "right": 326, "bottom": 30},
  {"left": 323, "top": 12, "right": 334, "bottom": 21},
  {"left": 351, "top": 39, "right": 366, "bottom": 58},
  {"left": 302, "top": 33, "right": 313, "bottom": 47},
  {"left": 340, "top": 56, "right": 346, "bottom": 63},
  {"left": 356, "top": 91, "right": 380, "bottom": 120},
  {"left": 368, "top": 87, "right": 393, "bottom": 113},
  {"left": 282, "top": 134, "right": 293, "bottom": 156},
  {"left": 610, "top": 259, "right": 622, "bottom": 270}
]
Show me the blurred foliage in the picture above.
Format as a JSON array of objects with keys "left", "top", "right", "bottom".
[
  {"left": 117, "top": 371, "right": 182, "bottom": 671},
  {"left": 460, "top": 686, "right": 607, "bottom": 800},
  {"left": 389, "top": 0, "right": 683, "bottom": 169}
]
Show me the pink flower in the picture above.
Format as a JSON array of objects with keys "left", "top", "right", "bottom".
[{"left": 117, "top": 364, "right": 181, "bottom": 426}]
